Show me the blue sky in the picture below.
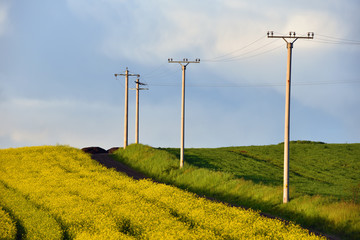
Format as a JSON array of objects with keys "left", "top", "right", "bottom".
[{"left": 0, "top": 0, "right": 359, "bottom": 149}]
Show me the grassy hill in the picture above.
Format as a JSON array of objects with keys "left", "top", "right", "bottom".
[
  {"left": 164, "top": 141, "right": 360, "bottom": 200},
  {"left": 113, "top": 142, "right": 360, "bottom": 239}
]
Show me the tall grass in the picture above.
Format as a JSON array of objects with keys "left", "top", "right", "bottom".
[{"left": 113, "top": 143, "right": 360, "bottom": 239}]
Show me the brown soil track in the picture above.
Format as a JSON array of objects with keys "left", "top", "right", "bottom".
[
  {"left": 90, "top": 152, "right": 339, "bottom": 240},
  {"left": 91, "top": 153, "right": 148, "bottom": 180}
]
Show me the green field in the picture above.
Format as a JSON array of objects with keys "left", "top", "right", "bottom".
[
  {"left": 113, "top": 142, "right": 360, "bottom": 239},
  {"left": 164, "top": 141, "right": 360, "bottom": 200},
  {"left": 0, "top": 146, "right": 324, "bottom": 240}
]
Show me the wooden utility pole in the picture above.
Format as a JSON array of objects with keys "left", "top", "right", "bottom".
[
  {"left": 130, "top": 79, "right": 148, "bottom": 144},
  {"left": 168, "top": 58, "right": 200, "bottom": 168},
  {"left": 267, "top": 31, "right": 314, "bottom": 203},
  {"left": 114, "top": 68, "right": 140, "bottom": 149}
]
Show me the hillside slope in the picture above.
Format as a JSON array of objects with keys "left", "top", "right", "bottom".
[{"left": 165, "top": 142, "right": 360, "bottom": 200}]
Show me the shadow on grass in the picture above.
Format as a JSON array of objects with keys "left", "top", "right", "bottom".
[
  {"left": 161, "top": 148, "right": 220, "bottom": 170},
  {"left": 162, "top": 148, "right": 282, "bottom": 187}
]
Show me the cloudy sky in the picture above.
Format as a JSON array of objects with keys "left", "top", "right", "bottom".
[{"left": 0, "top": 0, "right": 359, "bottom": 149}]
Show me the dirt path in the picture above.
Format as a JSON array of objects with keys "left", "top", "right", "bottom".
[{"left": 90, "top": 153, "right": 148, "bottom": 180}]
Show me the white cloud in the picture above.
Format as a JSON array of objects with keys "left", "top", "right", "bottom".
[
  {"left": 66, "top": 0, "right": 268, "bottom": 62},
  {"left": 66, "top": 0, "right": 355, "bottom": 66},
  {"left": 0, "top": 97, "right": 124, "bottom": 149},
  {"left": 281, "top": 10, "right": 344, "bottom": 42},
  {"left": 0, "top": 1, "right": 10, "bottom": 36}
]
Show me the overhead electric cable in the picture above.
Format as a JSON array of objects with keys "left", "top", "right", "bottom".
[
  {"left": 204, "top": 34, "right": 266, "bottom": 61},
  {"left": 316, "top": 34, "right": 360, "bottom": 44},
  {"left": 147, "top": 79, "right": 360, "bottom": 88},
  {"left": 313, "top": 39, "right": 360, "bottom": 45},
  {"left": 142, "top": 64, "right": 180, "bottom": 81},
  {"left": 141, "top": 63, "right": 169, "bottom": 78},
  {"left": 215, "top": 44, "right": 284, "bottom": 62},
  {"left": 203, "top": 39, "right": 281, "bottom": 62}
]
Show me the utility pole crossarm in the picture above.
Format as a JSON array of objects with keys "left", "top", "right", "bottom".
[
  {"left": 168, "top": 58, "right": 200, "bottom": 64},
  {"left": 130, "top": 88, "right": 149, "bottom": 90},
  {"left": 115, "top": 73, "right": 140, "bottom": 77},
  {"left": 267, "top": 31, "right": 314, "bottom": 40}
]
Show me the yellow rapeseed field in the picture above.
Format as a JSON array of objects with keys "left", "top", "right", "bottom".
[
  {"left": 0, "top": 206, "right": 16, "bottom": 240},
  {"left": 0, "top": 146, "right": 325, "bottom": 239}
]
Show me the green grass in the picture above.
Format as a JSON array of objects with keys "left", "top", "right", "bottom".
[
  {"left": 112, "top": 142, "right": 360, "bottom": 240},
  {"left": 164, "top": 141, "right": 360, "bottom": 200}
]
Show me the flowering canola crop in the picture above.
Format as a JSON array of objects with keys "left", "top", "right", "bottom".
[
  {"left": 0, "top": 206, "right": 16, "bottom": 239},
  {"left": 0, "top": 146, "right": 325, "bottom": 239}
]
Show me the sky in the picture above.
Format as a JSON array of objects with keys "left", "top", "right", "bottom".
[{"left": 0, "top": 0, "right": 359, "bottom": 149}]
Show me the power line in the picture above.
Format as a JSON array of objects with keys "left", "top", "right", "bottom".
[
  {"left": 203, "top": 34, "right": 266, "bottom": 61},
  {"left": 313, "top": 39, "right": 360, "bottom": 45},
  {"left": 272, "top": 32, "right": 360, "bottom": 46},
  {"left": 141, "top": 63, "right": 169, "bottom": 78},
  {"left": 147, "top": 80, "right": 360, "bottom": 88},
  {"left": 141, "top": 64, "right": 181, "bottom": 82},
  {"left": 151, "top": 67, "right": 180, "bottom": 80},
  {"left": 316, "top": 34, "right": 360, "bottom": 44},
  {"left": 291, "top": 80, "right": 360, "bottom": 86},
  {"left": 201, "top": 33, "right": 359, "bottom": 63},
  {"left": 216, "top": 44, "right": 284, "bottom": 62},
  {"left": 203, "top": 39, "right": 282, "bottom": 62}
]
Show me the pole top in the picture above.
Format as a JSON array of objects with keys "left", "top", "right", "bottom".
[
  {"left": 267, "top": 31, "right": 314, "bottom": 39},
  {"left": 168, "top": 58, "right": 200, "bottom": 64}
]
